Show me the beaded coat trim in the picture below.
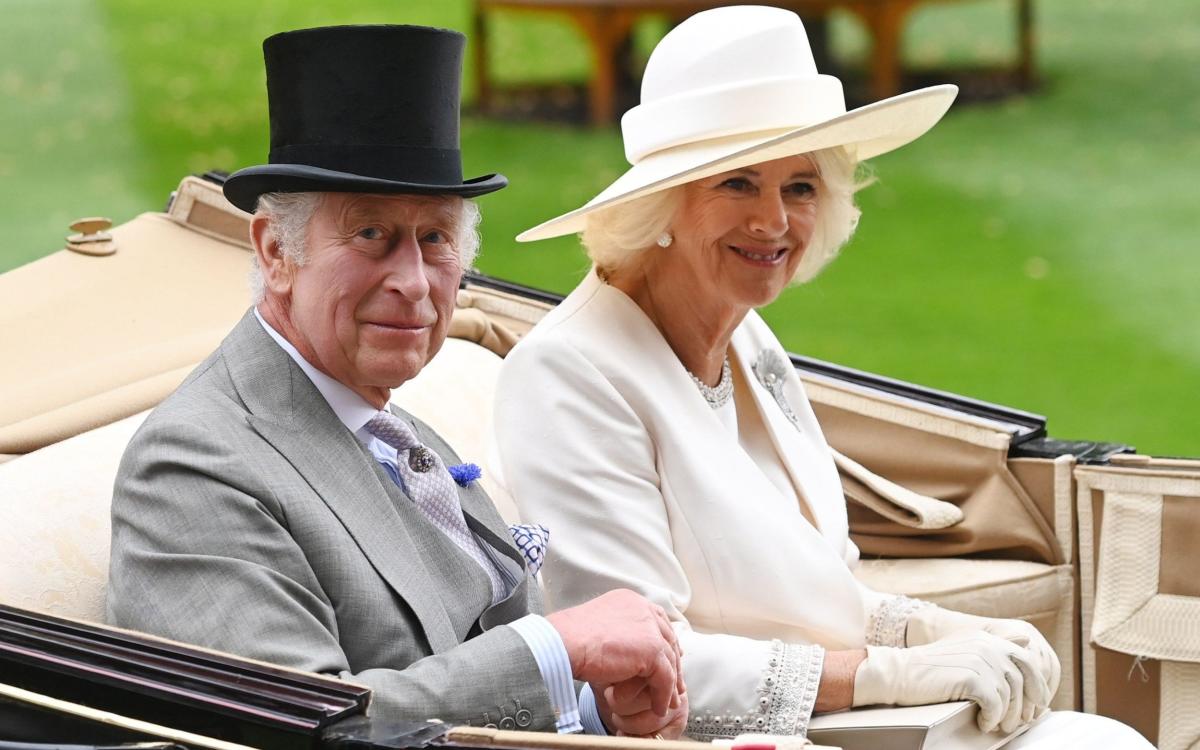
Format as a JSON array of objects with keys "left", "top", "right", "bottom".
[
  {"left": 686, "top": 641, "right": 825, "bottom": 740},
  {"left": 866, "top": 594, "right": 934, "bottom": 648}
]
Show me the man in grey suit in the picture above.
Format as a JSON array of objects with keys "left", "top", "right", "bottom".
[{"left": 107, "top": 24, "right": 686, "bottom": 737}]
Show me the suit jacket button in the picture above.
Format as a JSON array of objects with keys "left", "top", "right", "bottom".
[
  {"left": 515, "top": 709, "right": 533, "bottom": 727},
  {"left": 499, "top": 717, "right": 516, "bottom": 730}
]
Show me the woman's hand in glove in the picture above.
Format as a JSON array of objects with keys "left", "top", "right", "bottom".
[
  {"left": 852, "top": 631, "right": 1046, "bottom": 734},
  {"left": 906, "top": 605, "right": 1059, "bottom": 720}
]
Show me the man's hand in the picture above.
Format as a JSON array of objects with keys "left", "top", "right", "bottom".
[
  {"left": 595, "top": 678, "right": 689, "bottom": 738},
  {"left": 546, "top": 589, "right": 684, "bottom": 718},
  {"left": 906, "top": 606, "right": 1059, "bottom": 722}
]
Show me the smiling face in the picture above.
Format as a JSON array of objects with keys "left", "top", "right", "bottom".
[
  {"left": 669, "top": 153, "right": 820, "bottom": 310},
  {"left": 255, "top": 192, "right": 465, "bottom": 407}
]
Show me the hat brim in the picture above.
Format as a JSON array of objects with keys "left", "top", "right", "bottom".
[
  {"left": 517, "top": 84, "right": 957, "bottom": 242},
  {"left": 222, "top": 163, "right": 508, "bottom": 213}
]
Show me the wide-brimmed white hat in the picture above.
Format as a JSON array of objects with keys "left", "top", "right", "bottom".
[{"left": 518, "top": 5, "right": 957, "bottom": 242}]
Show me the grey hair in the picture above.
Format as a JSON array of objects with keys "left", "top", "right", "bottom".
[
  {"left": 248, "top": 192, "right": 320, "bottom": 303},
  {"left": 458, "top": 199, "right": 483, "bottom": 268},
  {"left": 580, "top": 146, "right": 866, "bottom": 284},
  {"left": 248, "top": 192, "right": 483, "bottom": 303}
]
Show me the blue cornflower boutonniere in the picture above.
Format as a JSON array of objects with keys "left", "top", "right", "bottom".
[
  {"left": 447, "top": 462, "right": 482, "bottom": 487},
  {"left": 444, "top": 461, "right": 550, "bottom": 575}
]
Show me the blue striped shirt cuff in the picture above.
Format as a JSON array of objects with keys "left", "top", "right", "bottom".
[
  {"left": 508, "top": 614, "right": 582, "bottom": 733},
  {"left": 579, "top": 683, "right": 609, "bottom": 735}
]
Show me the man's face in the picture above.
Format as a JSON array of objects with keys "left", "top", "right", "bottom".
[{"left": 265, "top": 193, "right": 465, "bottom": 406}]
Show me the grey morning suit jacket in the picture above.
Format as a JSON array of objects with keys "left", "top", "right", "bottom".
[{"left": 107, "top": 310, "right": 557, "bottom": 729}]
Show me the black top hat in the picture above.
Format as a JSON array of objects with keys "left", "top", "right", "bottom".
[{"left": 223, "top": 25, "right": 506, "bottom": 213}]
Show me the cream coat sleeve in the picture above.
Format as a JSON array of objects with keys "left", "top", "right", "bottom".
[
  {"left": 849, "top": 557, "right": 934, "bottom": 648},
  {"left": 495, "top": 336, "right": 825, "bottom": 738}
]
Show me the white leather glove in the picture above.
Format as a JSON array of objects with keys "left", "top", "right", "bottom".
[
  {"left": 906, "top": 605, "right": 1059, "bottom": 721},
  {"left": 852, "top": 632, "right": 1042, "bottom": 733}
]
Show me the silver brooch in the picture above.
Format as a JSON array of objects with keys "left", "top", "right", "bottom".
[
  {"left": 407, "top": 446, "right": 436, "bottom": 473},
  {"left": 752, "top": 349, "right": 801, "bottom": 429}
]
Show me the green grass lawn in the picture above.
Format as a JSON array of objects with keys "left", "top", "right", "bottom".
[{"left": 2, "top": 0, "right": 1197, "bottom": 455}]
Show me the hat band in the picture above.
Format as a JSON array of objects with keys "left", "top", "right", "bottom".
[
  {"left": 622, "top": 75, "right": 846, "bottom": 164},
  {"left": 269, "top": 143, "right": 464, "bottom": 185}
]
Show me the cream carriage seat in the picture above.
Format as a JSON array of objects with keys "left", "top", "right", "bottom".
[{"left": 0, "top": 410, "right": 146, "bottom": 622}]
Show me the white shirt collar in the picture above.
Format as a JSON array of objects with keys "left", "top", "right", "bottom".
[{"left": 253, "top": 307, "right": 389, "bottom": 437}]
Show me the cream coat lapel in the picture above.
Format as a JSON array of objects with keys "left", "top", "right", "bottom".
[
  {"left": 602, "top": 283, "right": 842, "bottom": 550},
  {"left": 583, "top": 280, "right": 864, "bottom": 638},
  {"left": 226, "top": 313, "right": 460, "bottom": 654},
  {"left": 729, "top": 313, "right": 850, "bottom": 551}
]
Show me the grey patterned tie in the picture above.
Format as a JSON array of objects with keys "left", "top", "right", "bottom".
[{"left": 364, "top": 411, "right": 507, "bottom": 602}]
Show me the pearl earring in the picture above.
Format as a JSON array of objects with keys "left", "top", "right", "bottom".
[{"left": 656, "top": 231, "right": 674, "bottom": 248}]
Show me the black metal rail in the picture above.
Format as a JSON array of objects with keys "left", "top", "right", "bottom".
[{"left": 0, "top": 605, "right": 369, "bottom": 747}]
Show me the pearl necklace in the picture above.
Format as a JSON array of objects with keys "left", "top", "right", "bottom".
[{"left": 688, "top": 358, "right": 733, "bottom": 409}]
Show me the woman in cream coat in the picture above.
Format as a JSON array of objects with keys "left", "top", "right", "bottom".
[{"left": 494, "top": 6, "right": 1152, "bottom": 747}]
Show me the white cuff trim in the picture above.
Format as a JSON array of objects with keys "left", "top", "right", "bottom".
[
  {"left": 687, "top": 641, "right": 825, "bottom": 739},
  {"left": 866, "top": 594, "right": 933, "bottom": 648}
]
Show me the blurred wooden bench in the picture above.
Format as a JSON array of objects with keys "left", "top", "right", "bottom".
[{"left": 472, "top": 0, "right": 1035, "bottom": 125}]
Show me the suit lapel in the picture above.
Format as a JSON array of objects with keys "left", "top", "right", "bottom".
[
  {"left": 405, "top": 413, "right": 528, "bottom": 569},
  {"left": 398, "top": 407, "right": 536, "bottom": 627},
  {"left": 729, "top": 317, "right": 849, "bottom": 544},
  {"left": 225, "top": 311, "right": 460, "bottom": 654},
  {"left": 481, "top": 574, "right": 539, "bottom": 629},
  {"left": 457, "top": 478, "right": 539, "bottom": 626}
]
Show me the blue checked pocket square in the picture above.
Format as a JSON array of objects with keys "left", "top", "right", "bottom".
[{"left": 508, "top": 523, "right": 549, "bottom": 577}]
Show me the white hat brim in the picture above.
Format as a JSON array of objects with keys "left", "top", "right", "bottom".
[{"left": 517, "top": 84, "right": 958, "bottom": 242}]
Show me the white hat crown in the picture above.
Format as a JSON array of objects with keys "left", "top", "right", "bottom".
[
  {"left": 516, "top": 5, "right": 956, "bottom": 242},
  {"left": 622, "top": 6, "right": 846, "bottom": 164}
]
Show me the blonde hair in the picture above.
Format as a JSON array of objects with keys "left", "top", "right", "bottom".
[{"left": 581, "top": 146, "right": 866, "bottom": 284}]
